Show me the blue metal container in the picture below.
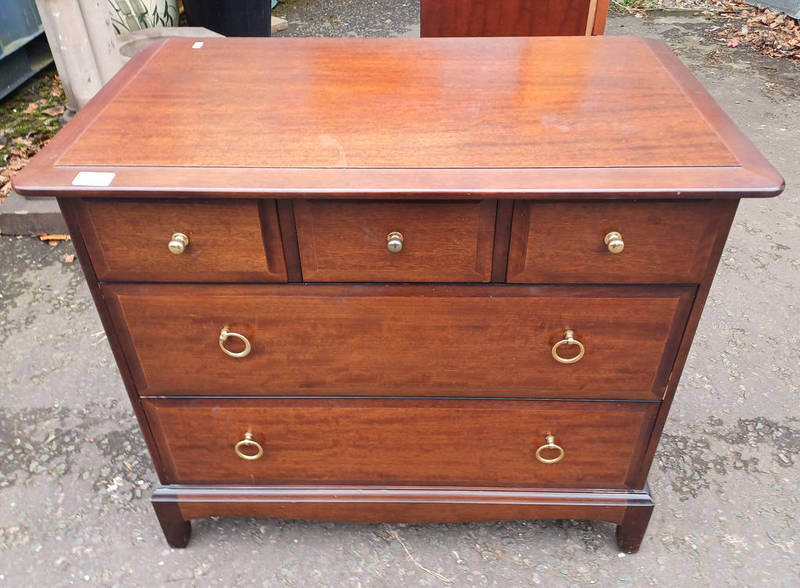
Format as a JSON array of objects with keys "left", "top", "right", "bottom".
[{"left": 0, "top": 0, "right": 54, "bottom": 100}]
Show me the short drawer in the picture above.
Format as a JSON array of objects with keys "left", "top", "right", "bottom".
[
  {"left": 143, "top": 398, "right": 658, "bottom": 488},
  {"left": 105, "top": 284, "right": 693, "bottom": 400},
  {"left": 78, "top": 199, "right": 286, "bottom": 282},
  {"left": 508, "top": 201, "right": 732, "bottom": 283},
  {"left": 294, "top": 200, "right": 496, "bottom": 282}
]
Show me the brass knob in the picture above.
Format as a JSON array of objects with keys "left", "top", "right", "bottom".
[
  {"left": 168, "top": 232, "right": 189, "bottom": 254},
  {"left": 551, "top": 330, "right": 585, "bottom": 364},
  {"left": 535, "top": 434, "right": 565, "bottom": 464},
  {"left": 234, "top": 432, "right": 263, "bottom": 460},
  {"left": 386, "top": 231, "right": 404, "bottom": 253},
  {"left": 604, "top": 231, "right": 624, "bottom": 254},
  {"left": 219, "top": 327, "right": 251, "bottom": 358}
]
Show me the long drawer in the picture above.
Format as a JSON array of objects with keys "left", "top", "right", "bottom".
[
  {"left": 143, "top": 398, "right": 658, "bottom": 488},
  {"left": 105, "top": 284, "right": 693, "bottom": 400}
]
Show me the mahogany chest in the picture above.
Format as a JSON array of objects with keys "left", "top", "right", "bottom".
[{"left": 13, "top": 36, "right": 783, "bottom": 552}]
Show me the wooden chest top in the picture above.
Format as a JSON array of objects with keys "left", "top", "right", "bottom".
[{"left": 13, "top": 36, "right": 783, "bottom": 198}]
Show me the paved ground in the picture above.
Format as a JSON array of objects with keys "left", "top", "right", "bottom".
[{"left": 1, "top": 6, "right": 799, "bottom": 587}]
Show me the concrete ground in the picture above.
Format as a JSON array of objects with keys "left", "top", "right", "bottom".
[{"left": 1, "top": 5, "right": 799, "bottom": 587}]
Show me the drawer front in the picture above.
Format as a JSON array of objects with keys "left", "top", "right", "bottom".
[
  {"left": 508, "top": 201, "right": 729, "bottom": 283},
  {"left": 143, "top": 398, "right": 658, "bottom": 488},
  {"left": 79, "top": 199, "right": 286, "bottom": 282},
  {"left": 294, "top": 200, "right": 496, "bottom": 282},
  {"left": 106, "top": 284, "right": 693, "bottom": 400}
]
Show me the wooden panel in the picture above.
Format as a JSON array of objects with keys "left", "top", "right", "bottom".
[
  {"left": 55, "top": 38, "right": 737, "bottom": 171},
  {"left": 143, "top": 398, "right": 658, "bottom": 488},
  {"left": 104, "top": 284, "right": 693, "bottom": 399},
  {"left": 632, "top": 199, "right": 739, "bottom": 488},
  {"left": 491, "top": 200, "right": 514, "bottom": 282},
  {"left": 155, "top": 485, "right": 655, "bottom": 549},
  {"left": 421, "top": 0, "right": 593, "bottom": 37},
  {"left": 79, "top": 199, "right": 286, "bottom": 282},
  {"left": 508, "top": 200, "right": 725, "bottom": 283},
  {"left": 12, "top": 38, "right": 783, "bottom": 199},
  {"left": 294, "top": 200, "right": 496, "bottom": 282},
  {"left": 156, "top": 485, "right": 655, "bottom": 525}
]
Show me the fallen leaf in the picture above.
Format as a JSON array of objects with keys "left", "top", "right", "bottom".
[
  {"left": 23, "top": 102, "right": 38, "bottom": 114},
  {"left": 8, "top": 156, "right": 27, "bottom": 171},
  {"left": 727, "top": 38, "right": 740, "bottom": 47},
  {"left": 42, "top": 106, "right": 65, "bottom": 117},
  {"left": 63, "top": 253, "right": 76, "bottom": 263},
  {"left": 39, "top": 233, "right": 70, "bottom": 241}
]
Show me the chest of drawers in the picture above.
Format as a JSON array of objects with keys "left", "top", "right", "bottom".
[{"left": 13, "top": 36, "right": 783, "bottom": 552}]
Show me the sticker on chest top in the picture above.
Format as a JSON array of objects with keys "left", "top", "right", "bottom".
[{"left": 71, "top": 172, "right": 115, "bottom": 187}]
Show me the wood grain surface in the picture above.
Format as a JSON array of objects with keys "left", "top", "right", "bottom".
[
  {"left": 294, "top": 200, "right": 496, "bottom": 282},
  {"left": 104, "top": 284, "right": 693, "bottom": 399},
  {"left": 55, "top": 38, "right": 734, "bottom": 170},
  {"left": 143, "top": 398, "right": 658, "bottom": 487},
  {"left": 12, "top": 37, "right": 783, "bottom": 198},
  {"left": 420, "top": 0, "right": 608, "bottom": 37},
  {"left": 508, "top": 200, "right": 726, "bottom": 283},
  {"left": 79, "top": 199, "right": 286, "bottom": 282}
]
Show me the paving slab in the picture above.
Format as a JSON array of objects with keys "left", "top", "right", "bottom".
[
  {"left": 0, "top": 190, "right": 67, "bottom": 235},
  {"left": 1, "top": 9, "right": 798, "bottom": 587}
]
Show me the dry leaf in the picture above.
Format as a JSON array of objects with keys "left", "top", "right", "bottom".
[
  {"left": 63, "top": 253, "right": 76, "bottom": 263},
  {"left": 42, "top": 106, "right": 65, "bottom": 117},
  {"left": 8, "top": 156, "right": 26, "bottom": 171},
  {"left": 0, "top": 181, "right": 13, "bottom": 198},
  {"left": 39, "top": 233, "right": 70, "bottom": 242},
  {"left": 727, "top": 38, "right": 740, "bottom": 47},
  {"left": 23, "top": 102, "right": 38, "bottom": 114}
]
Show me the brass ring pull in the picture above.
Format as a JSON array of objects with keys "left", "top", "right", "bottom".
[
  {"left": 219, "top": 327, "right": 251, "bottom": 358},
  {"left": 535, "top": 434, "right": 565, "bottom": 464},
  {"left": 551, "top": 329, "right": 585, "bottom": 364},
  {"left": 234, "top": 432, "right": 263, "bottom": 460}
]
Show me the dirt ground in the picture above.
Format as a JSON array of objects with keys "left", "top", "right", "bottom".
[{"left": 1, "top": 6, "right": 798, "bottom": 588}]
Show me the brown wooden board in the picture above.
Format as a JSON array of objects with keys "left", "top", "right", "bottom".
[
  {"left": 420, "top": 0, "right": 606, "bottom": 37},
  {"left": 508, "top": 200, "right": 726, "bottom": 284},
  {"left": 13, "top": 37, "right": 783, "bottom": 199},
  {"left": 103, "top": 284, "right": 693, "bottom": 399},
  {"left": 143, "top": 398, "right": 658, "bottom": 488},
  {"left": 79, "top": 199, "right": 286, "bottom": 282},
  {"left": 294, "top": 200, "right": 496, "bottom": 282}
]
